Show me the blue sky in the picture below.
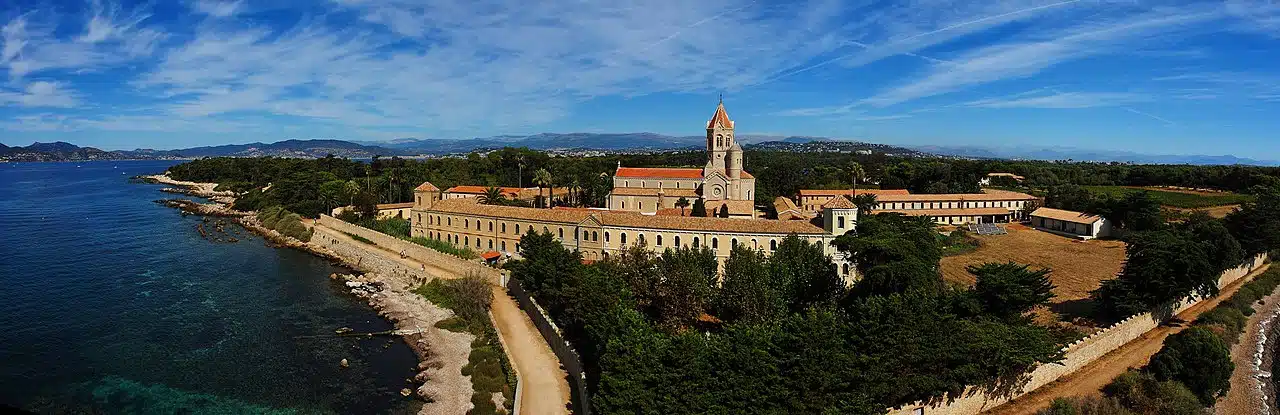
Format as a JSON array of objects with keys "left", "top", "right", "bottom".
[{"left": 2, "top": 0, "right": 1279, "bottom": 158}]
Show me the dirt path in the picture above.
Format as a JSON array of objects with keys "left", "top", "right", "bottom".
[
  {"left": 1215, "top": 284, "right": 1280, "bottom": 415},
  {"left": 984, "top": 263, "right": 1273, "bottom": 415},
  {"left": 311, "top": 224, "right": 571, "bottom": 414}
]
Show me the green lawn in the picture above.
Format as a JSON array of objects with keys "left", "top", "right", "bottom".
[{"left": 1082, "top": 186, "right": 1253, "bottom": 209}]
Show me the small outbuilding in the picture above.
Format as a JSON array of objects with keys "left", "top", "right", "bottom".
[{"left": 1029, "top": 207, "right": 1112, "bottom": 240}]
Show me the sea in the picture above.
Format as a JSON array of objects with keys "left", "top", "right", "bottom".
[{"left": 0, "top": 160, "right": 422, "bottom": 414}]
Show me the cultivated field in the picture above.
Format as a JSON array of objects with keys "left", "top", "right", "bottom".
[
  {"left": 1082, "top": 185, "right": 1252, "bottom": 209},
  {"left": 940, "top": 224, "right": 1127, "bottom": 303}
]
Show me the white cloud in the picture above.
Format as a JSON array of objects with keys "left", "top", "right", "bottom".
[
  {"left": 191, "top": 1, "right": 244, "bottom": 18},
  {"left": 1, "top": 2, "right": 162, "bottom": 81},
  {"left": 963, "top": 90, "right": 1149, "bottom": 108},
  {"left": 0, "top": 81, "right": 79, "bottom": 107}
]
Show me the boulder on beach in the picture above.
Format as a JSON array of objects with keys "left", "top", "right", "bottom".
[{"left": 339, "top": 358, "right": 349, "bottom": 368}]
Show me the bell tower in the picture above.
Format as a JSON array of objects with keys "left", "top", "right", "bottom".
[{"left": 706, "top": 98, "right": 734, "bottom": 171}]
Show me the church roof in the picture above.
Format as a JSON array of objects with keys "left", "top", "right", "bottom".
[
  {"left": 822, "top": 195, "right": 857, "bottom": 209},
  {"left": 707, "top": 102, "right": 734, "bottom": 129},
  {"left": 414, "top": 182, "right": 440, "bottom": 192}
]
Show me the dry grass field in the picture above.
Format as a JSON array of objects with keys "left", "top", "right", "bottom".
[{"left": 940, "top": 224, "right": 1127, "bottom": 303}]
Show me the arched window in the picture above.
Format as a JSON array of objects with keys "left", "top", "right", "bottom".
[
  {"left": 592, "top": 231, "right": 599, "bottom": 241},
  {"left": 605, "top": 232, "right": 610, "bottom": 242},
  {"left": 621, "top": 233, "right": 627, "bottom": 245},
  {"left": 489, "top": 240, "right": 493, "bottom": 249},
  {"left": 770, "top": 240, "right": 777, "bottom": 251},
  {"left": 622, "top": 201, "right": 626, "bottom": 209},
  {"left": 559, "top": 228, "right": 564, "bottom": 239},
  {"left": 516, "top": 224, "right": 521, "bottom": 234},
  {"left": 838, "top": 217, "right": 845, "bottom": 228},
  {"left": 476, "top": 239, "right": 481, "bottom": 248},
  {"left": 842, "top": 263, "right": 850, "bottom": 275},
  {"left": 543, "top": 226, "right": 549, "bottom": 234},
  {"left": 752, "top": 238, "right": 758, "bottom": 248},
  {"left": 657, "top": 235, "right": 663, "bottom": 246},
  {"left": 464, "top": 236, "right": 469, "bottom": 245},
  {"left": 502, "top": 241, "right": 507, "bottom": 251},
  {"left": 731, "top": 238, "right": 737, "bottom": 247},
  {"left": 448, "top": 217, "right": 452, "bottom": 226},
  {"left": 693, "top": 237, "right": 699, "bottom": 248},
  {"left": 712, "top": 238, "right": 718, "bottom": 249},
  {"left": 477, "top": 221, "right": 481, "bottom": 230},
  {"left": 465, "top": 219, "right": 469, "bottom": 228},
  {"left": 675, "top": 236, "right": 681, "bottom": 247},
  {"left": 489, "top": 221, "right": 493, "bottom": 231},
  {"left": 638, "top": 233, "right": 646, "bottom": 245}
]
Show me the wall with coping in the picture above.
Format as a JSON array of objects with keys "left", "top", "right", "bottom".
[
  {"left": 319, "top": 214, "right": 500, "bottom": 284},
  {"left": 887, "top": 253, "right": 1269, "bottom": 415}
]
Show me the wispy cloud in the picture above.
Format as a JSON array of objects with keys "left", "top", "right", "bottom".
[
  {"left": 962, "top": 90, "right": 1149, "bottom": 108},
  {"left": 191, "top": 0, "right": 244, "bottom": 18},
  {"left": 0, "top": 81, "right": 79, "bottom": 107}
]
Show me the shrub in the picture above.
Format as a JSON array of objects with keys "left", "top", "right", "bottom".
[
  {"left": 1037, "top": 396, "right": 1134, "bottom": 415},
  {"left": 413, "top": 276, "right": 513, "bottom": 415},
  {"left": 1146, "top": 327, "right": 1233, "bottom": 405},
  {"left": 1194, "top": 307, "right": 1247, "bottom": 341},
  {"left": 343, "top": 232, "right": 374, "bottom": 245},
  {"left": 1102, "top": 370, "right": 1204, "bottom": 415},
  {"left": 407, "top": 236, "right": 479, "bottom": 260}
]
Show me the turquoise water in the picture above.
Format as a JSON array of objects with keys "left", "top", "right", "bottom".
[{"left": 0, "top": 161, "right": 421, "bottom": 414}]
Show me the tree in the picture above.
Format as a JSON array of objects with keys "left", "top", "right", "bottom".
[
  {"left": 1181, "top": 212, "right": 1245, "bottom": 271},
  {"left": 478, "top": 186, "right": 506, "bottom": 205},
  {"left": 1046, "top": 184, "right": 1094, "bottom": 212},
  {"left": 533, "top": 168, "right": 553, "bottom": 208},
  {"left": 1146, "top": 327, "right": 1233, "bottom": 405},
  {"left": 692, "top": 198, "right": 707, "bottom": 217},
  {"left": 769, "top": 235, "right": 845, "bottom": 312},
  {"left": 1225, "top": 184, "right": 1280, "bottom": 256},
  {"left": 1092, "top": 228, "right": 1219, "bottom": 319},
  {"left": 717, "top": 205, "right": 730, "bottom": 218},
  {"left": 1102, "top": 370, "right": 1204, "bottom": 415},
  {"left": 848, "top": 161, "right": 866, "bottom": 191},
  {"left": 653, "top": 246, "right": 717, "bottom": 331},
  {"left": 852, "top": 193, "right": 877, "bottom": 213},
  {"left": 1094, "top": 191, "right": 1163, "bottom": 233},
  {"left": 969, "top": 262, "right": 1056, "bottom": 320},
  {"left": 714, "top": 246, "right": 784, "bottom": 324},
  {"left": 675, "top": 197, "right": 691, "bottom": 216},
  {"left": 836, "top": 213, "right": 943, "bottom": 297}
]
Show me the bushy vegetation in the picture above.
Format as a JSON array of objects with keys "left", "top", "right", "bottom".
[
  {"left": 256, "top": 206, "right": 313, "bottom": 242},
  {"left": 1082, "top": 186, "right": 1253, "bottom": 209},
  {"left": 413, "top": 275, "right": 515, "bottom": 415},
  {"left": 1091, "top": 184, "right": 1280, "bottom": 320},
  {"left": 506, "top": 213, "right": 1064, "bottom": 414},
  {"left": 939, "top": 227, "right": 981, "bottom": 256},
  {"left": 407, "top": 237, "right": 479, "bottom": 260},
  {"left": 342, "top": 232, "right": 373, "bottom": 245}
]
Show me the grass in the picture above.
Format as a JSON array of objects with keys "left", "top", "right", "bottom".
[
  {"left": 413, "top": 278, "right": 516, "bottom": 415},
  {"left": 343, "top": 232, "right": 374, "bottom": 245},
  {"left": 939, "top": 229, "right": 981, "bottom": 257},
  {"left": 1082, "top": 186, "right": 1253, "bottom": 209}
]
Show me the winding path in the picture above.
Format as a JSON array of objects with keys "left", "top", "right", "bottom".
[
  {"left": 310, "top": 224, "right": 571, "bottom": 415},
  {"left": 983, "top": 263, "right": 1272, "bottom": 415}
]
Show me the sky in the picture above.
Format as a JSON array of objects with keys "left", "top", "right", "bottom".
[{"left": 1, "top": 0, "right": 1279, "bottom": 158}]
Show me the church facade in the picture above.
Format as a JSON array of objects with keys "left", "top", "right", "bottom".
[{"left": 607, "top": 101, "right": 757, "bottom": 218}]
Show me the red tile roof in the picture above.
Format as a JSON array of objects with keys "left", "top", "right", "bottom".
[
  {"left": 481, "top": 251, "right": 501, "bottom": 260},
  {"left": 799, "top": 189, "right": 910, "bottom": 197},
  {"left": 822, "top": 195, "right": 857, "bottom": 209},
  {"left": 614, "top": 167, "right": 754, "bottom": 179},
  {"left": 376, "top": 202, "right": 414, "bottom": 209},
  {"left": 1031, "top": 207, "right": 1103, "bottom": 224},
  {"left": 707, "top": 102, "right": 734, "bottom": 128},
  {"left": 446, "top": 185, "right": 523, "bottom": 196},
  {"left": 414, "top": 182, "right": 440, "bottom": 192},
  {"left": 877, "top": 207, "right": 1012, "bottom": 217}
]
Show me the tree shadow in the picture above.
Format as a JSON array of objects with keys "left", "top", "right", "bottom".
[{"left": 1049, "top": 298, "right": 1097, "bottom": 322}]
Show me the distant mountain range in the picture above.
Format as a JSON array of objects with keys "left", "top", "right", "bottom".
[
  {"left": 2, "top": 134, "right": 1273, "bottom": 166},
  {"left": 909, "top": 145, "right": 1279, "bottom": 166}
]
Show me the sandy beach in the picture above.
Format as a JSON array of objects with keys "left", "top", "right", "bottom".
[{"left": 1216, "top": 284, "right": 1280, "bottom": 415}]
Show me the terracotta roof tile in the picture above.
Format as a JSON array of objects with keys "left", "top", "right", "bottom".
[
  {"left": 1030, "top": 207, "right": 1102, "bottom": 224},
  {"left": 609, "top": 187, "right": 699, "bottom": 197},
  {"left": 822, "top": 195, "right": 857, "bottom": 209},
  {"left": 875, "top": 190, "right": 1037, "bottom": 203},
  {"left": 615, "top": 167, "right": 704, "bottom": 179},
  {"left": 424, "top": 198, "right": 822, "bottom": 234},
  {"left": 707, "top": 102, "right": 734, "bottom": 128},
  {"left": 798, "top": 189, "right": 910, "bottom": 197},
  {"left": 414, "top": 182, "right": 440, "bottom": 192},
  {"left": 376, "top": 202, "right": 415, "bottom": 209},
  {"left": 877, "top": 207, "right": 1011, "bottom": 217}
]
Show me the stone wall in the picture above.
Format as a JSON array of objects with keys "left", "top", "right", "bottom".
[
  {"left": 888, "top": 253, "right": 1269, "bottom": 415},
  {"left": 318, "top": 215, "right": 500, "bottom": 284}
]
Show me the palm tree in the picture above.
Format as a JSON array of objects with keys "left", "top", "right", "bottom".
[
  {"left": 533, "top": 168, "right": 553, "bottom": 208},
  {"left": 344, "top": 180, "right": 361, "bottom": 206},
  {"left": 675, "top": 197, "right": 691, "bottom": 215},
  {"left": 478, "top": 187, "right": 506, "bottom": 205},
  {"left": 569, "top": 178, "right": 582, "bottom": 207},
  {"left": 849, "top": 161, "right": 866, "bottom": 196},
  {"left": 852, "top": 193, "right": 878, "bottom": 212}
]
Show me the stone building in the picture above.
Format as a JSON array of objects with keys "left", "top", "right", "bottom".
[
  {"left": 796, "top": 188, "right": 1038, "bottom": 225},
  {"left": 410, "top": 184, "right": 860, "bottom": 280},
  {"left": 607, "top": 100, "right": 756, "bottom": 218}
]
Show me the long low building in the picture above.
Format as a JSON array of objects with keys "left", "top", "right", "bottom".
[
  {"left": 410, "top": 182, "right": 860, "bottom": 280},
  {"left": 797, "top": 188, "right": 1039, "bottom": 224},
  {"left": 1030, "top": 207, "right": 1112, "bottom": 239}
]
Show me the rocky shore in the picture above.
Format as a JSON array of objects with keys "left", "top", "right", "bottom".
[{"left": 143, "top": 173, "right": 473, "bottom": 415}]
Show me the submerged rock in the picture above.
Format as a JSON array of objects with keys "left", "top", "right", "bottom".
[{"left": 339, "top": 358, "right": 349, "bottom": 368}]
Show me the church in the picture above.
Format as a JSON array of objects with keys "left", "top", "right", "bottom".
[{"left": 607, "top": 101, "right": 757, "bottom": 218}]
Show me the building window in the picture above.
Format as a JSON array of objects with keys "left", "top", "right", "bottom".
[
  {"left": 465, "top": 219, "right": 469, "bottom": 228},
  {"left": 712, "top": 238, "right": 718, "bottom": 249},
  {"left": 516, "top": 224, "right": 521, "bottom": 234},
  {"left": 489, "top": 222, "right": 493, "bottom": 231},
  {"left": 622, "top": 201, "right": 626, "bottom": 209},
  {"left": 770, "top": 240, "right": 777, "bottom": 251},
  {"left": 502, "top": 223, "right": 507, "bottom": 233},
  {"left": 842, "top": 263, "right": 850, "bottom": 276},
  {"left": 543, "top": 226, "right": 549, "bottom": 234},
  {"left": 621, "top": 233, "right": 627, "bottom": 245},
  {"left": 559, "top": 228, "right": 564, "bottom": 239},
  {"left": 657, "top": 235, "right": 663, "bottom": 246},
  {"left": 448, "top": 217, "right": 452, "bottom": 226},
  {"left": 605, "top": 232, "right": 610, "bottom": 242},
  {"left": 593, "top": 231, "right": 598, "bottom": 241},
  {"left": 489, "top": 240, "right": 493, "bottom": 249},
  {"left": 464, "top": 236, "right": 469, "bottom": 245},
  {"left": 675, "top": 236, "right": 681, "bottom": 247},
  {"left": 693, "top": 237, "right": 699, "bottom": 248},
  {"left": 752, "top": 238, "right": 758, "bottom": 248},
  {"left": 502, "top": 241, "right": 507, "bottom": 251},
  {"left": 731, "top": 238, "right": 737, "bottom": 247},
  {"left": 837, "top": 217, "right": 845, "bottom": 228}
]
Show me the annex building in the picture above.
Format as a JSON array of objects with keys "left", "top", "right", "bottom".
[
  {"left": 796, "top": 188, "right": 1038, "bottom": 225},
  {"left": 607, "top": 100, "right": 757, "bottom": 218}
]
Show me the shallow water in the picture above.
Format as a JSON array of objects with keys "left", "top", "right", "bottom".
[{"left": 0, "top": 161, "right": 421, "bottom": 414}]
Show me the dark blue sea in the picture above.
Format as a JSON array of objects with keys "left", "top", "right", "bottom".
[{"left": 0, "top": 160, "right": 421, "bottom": 414}]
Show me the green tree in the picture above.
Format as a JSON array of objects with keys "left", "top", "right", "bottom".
[
  {"left": 533, "top": 168, "right": 553, "bottom": 208},
  {"left": 1181, "top": 211, "right": 1245, "bottom": 271},
  {"left": 848, "top": 161, "right": 866, "bottom": 190},
  {"left": 714, "top": 246, "right": 783, "bottom": 324},
  {"left": 479, "top": 186, "right": 506, "bottom": 205},
  {"left": 1226, "top": 184, "right": 1280, "bottom": 256},
  {"left": 1046, "top": 184, "right": 1094, "bottom": 212},
  {"left": 836, "top": 213, "right": 943, "bottom": 296},
  {"left": 1146, "top": 327, "right": 1233, "bottom": 405},
  {"left": 691, "top": 198, "right": 708, "bottom": 217},
  {"left": 769, "top": 235, "right": 845, "bottom": 312},
  {"left": 717, "top": 205, "right": 730, "bottom": 218},
  {"left": 675, "top": 197, "right": 691, "bottom": 216},
  {"left": 654, "top": 246, "right": 717, "bottom": 331},
  {"left": 1093, "top": 228, "right": 1219, "bottom": 319},
  {"left": 852, "top": 193, "right": 878, "bottom": 213},
  {"left": 970, "top": 262, "right": 1056, "bottom": 320},
  {"left": 1102, "top": 370, "right": 1203, "bottom": 415}
]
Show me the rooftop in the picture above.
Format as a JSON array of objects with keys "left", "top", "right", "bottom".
[
  {"left": 877, "top": 207, "right": 1012, "bottom": 217},
  {"left": 1031, "top": 207, "right": 1103, "bottom": 224},
  {"left": 707, "top": 101, "right": 734, "bottom": 129},
  {"left": 875, "top": 189, "right": 1037, "bottom": 203},
  {"left": 798, "top": 189, "right": 910, "bottom": 197},
  {"left": 609, "top": 187, "right": 699, "bottom": 197},
  {"left": 821, "top": 195, "right": 857, "bottom": 209},
  {"left": 427, "top": 198, "right": 822, "bottom": 235},
  {"left": 615, "top": 167, "right": 754, "bottom": 180}
]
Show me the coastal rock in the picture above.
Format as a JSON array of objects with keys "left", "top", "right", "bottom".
[
  {"left": 335, "top": 327, "right": 354, "bottom": 334},
  {"left": 401, "top": 388, "right": 413, "bottom": 397},
  {"left": 340, "top": 358, "right": 349, "bottom": 368}
]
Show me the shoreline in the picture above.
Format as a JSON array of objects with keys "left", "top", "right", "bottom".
[
  {"left": 1215, "top": 283, "right": 1280, "bottom": 415},
  {"left": 141, "top": 173, "right": 472, "bottom": 414}
]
